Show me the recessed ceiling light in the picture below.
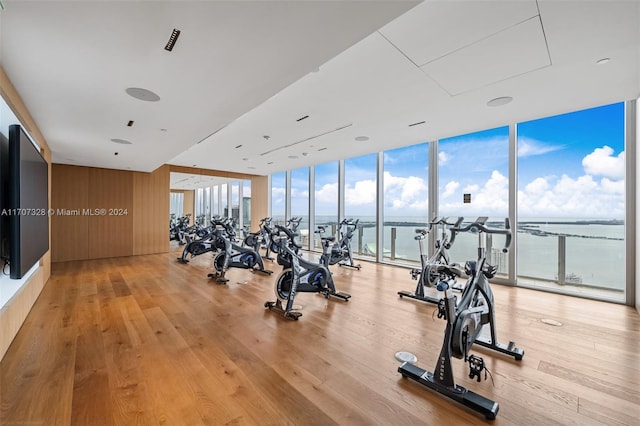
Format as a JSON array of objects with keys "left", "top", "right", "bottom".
[
  {"left": 110, "top": 138, "right": 132, "bottom": 145},
  {"left": 127, "top": 120, "right": 135, "bottom": 127},
  {"left": 126, "top": 87, "right": 161, "bottom": 102},
  {"left": 355, "top": 136, "right": 369, "bottom": 142},
  {"left": 408, "top": 121, "right": 426, "bottom": 127},
  {"left": 288, "top": 155, "right": 298, "bottom": 159},
  {"left": 114, "top": 152, "right": 119, "bottom": 156},
  {"left": 192, "top": 164, "right": 197, "bottom": 167},
  {"left": 235, "top": 144, "right": 243, "bottom": 149},
  {"left": 263, "top": 135, "right": 271, "bottom": 141},
  {"left": 267, "top": 162, "right": 274, "bottom": 165},
  {"left": 296, "top": 115, "right": 309, "bottom": 122},
  {"left": 302, "top": 152, "right": 308, "bottom": 156},
  {"left": 317, "top": 148, "right": 327, "bottom": 151},
  {"left": 596, "top": 57, "right": 611, "bottom": 65},
  {"left": 242, "top": 158, "right": 248, "bottom": 161},
  {"left": 160, "top": 128, "right": 168, "bottom": 132},
  {"left": 487, "top": 96, "right": 513, "bottom": 107}
]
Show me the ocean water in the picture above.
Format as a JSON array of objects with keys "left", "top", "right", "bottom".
[{"left": 274, "top": 215, "right": 625, "bottom": 291}]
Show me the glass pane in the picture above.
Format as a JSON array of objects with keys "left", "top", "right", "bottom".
[
  {"left": 271, "top": 172, "right": 286, "bottom": 224},
  {"left": 439, "top": 127, "right": 509, "bottom": 274},
  {"left": 344, "top": 153, "right": 377, "bottom": 259},
  {"left": 170, "top": 192, "right": 183, "bottom": 217},
  {"left": 314, "top": 161, "right": 339, "bottom": 250},
  {"left": 212, "top": 186, "right": 219, "bottom": 217},
  {"left": 243, "top": 180, "right": 251, "bottom": 230},
  {"left": 291, "top": 167, "right": 309, "bottom": 248},
  {"left": 517, "top": 102, "right": 625, "bottom": 300},
  {"left": 383, "top": 143, "right": 428, "bottom": 264},
  {"left": 231, "top": 182, "right": 239, "bottom": 223},
  {"left": 220, "top": 184, "right": 228, "bottom": 217}
]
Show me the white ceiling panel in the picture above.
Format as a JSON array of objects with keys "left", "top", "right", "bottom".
[
  {"left": 421, "top": 16, "right": 551, "bottom": 95},
  {"left": 379, "top": 0, "right": 540, "bottom": 66},
  {"left": 1, "top": 1, "right": 638, "bottom": 177},
  {"left": 0, "top": 0, "right": 418, "bottom": 172}
]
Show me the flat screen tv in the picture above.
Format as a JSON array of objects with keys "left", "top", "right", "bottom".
[{"left": 8, "top": 124, "right": 49, "bottom": 279}]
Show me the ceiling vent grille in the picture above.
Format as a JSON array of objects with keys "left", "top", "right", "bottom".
[{"left": 165, "top": 29, "right": 181, "bottom": 51}]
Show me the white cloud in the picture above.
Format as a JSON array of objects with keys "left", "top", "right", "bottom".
[
  {"left": 524, "top": 177, "right": 548, "bottom": 195},
  {"left": 442, "top": 181, "right": 459, "bottom": 198},
  {"left": 345, "top": 179, "right": 376, "bottom": 205},
  {"left": 315, "top": 182, "right": 338, "bottom": 203},
  {"left": 438, "top": 151, "right": 449, "bottom": 165},
  {"left": 440, "top": 170, "right": 509, "bottom": 217},
  {"left": 582, "top": 146, "right": 625, "bottom": 179},
  {"left": 383, "top": 171, "right": 428, "bottom": 211},
  {"left": 518, "top": 137, "right": 564, "bottom": 157},
  {"left": 518, "top": 172, "right": 624, "bottom": 218}
]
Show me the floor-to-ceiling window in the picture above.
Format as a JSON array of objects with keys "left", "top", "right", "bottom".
[
  {"left": 266, "top": 100, "right": 634, "bottom": 304},
  {"left": 517, "top": 102, "right": 625, "bottom": 300},
  {"left": 194, "top": 187, "right": 211, "bottom": 225},
  {"left": 271, "top": 172, "right": 286, "bottom": 224},
  {"left": 439, "top": 126, "right": 510, "bottom": 274},
  {"left": 344, "top": 153, "right": 377, "bottom": 259},
  {"left": 314, "top": 161, "right": 339, "bottom": 250},
  {"left": 231, "top": 182, "right": 240, "bottom": 225},
  {"left": 291, "top": 167, "right": 310, "bottom": 248},
  {"left": 382, "top": 143, "right": 429, "bottom": 264},
  {"left": 170, "top": 192, "right": 184, "bottom": 218},
  {"left": 243, "top": 180, "right": 251, "bottom": 230},
  {"left": 212, "top": 185, "right": 219, "bottom": 218},
  {"left": 220, "top": 184, "right": 228, "bottom": 217}
]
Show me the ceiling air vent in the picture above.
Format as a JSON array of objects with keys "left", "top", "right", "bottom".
[{"left": 165, "top": 29, "right": 181, "bottom": 52}]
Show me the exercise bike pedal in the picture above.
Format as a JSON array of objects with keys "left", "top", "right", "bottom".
[
  {"left": 177, "top": 257, "right": 189, "bottom": 264},
  {"left": 331, "top": 291, "right": 351, "bottom": 301}
]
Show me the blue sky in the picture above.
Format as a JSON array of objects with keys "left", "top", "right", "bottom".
[{"left": 272, "top": 102, "right": 626, "bottom": 219}]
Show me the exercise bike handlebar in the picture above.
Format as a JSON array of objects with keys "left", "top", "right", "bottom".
[
  {"left": 445, "top": 217, "right": 464, "bottom": 248},
  {"left": 452, "top": 217, "right": 512, "bottom": 252},
  {"left": 275, "top": 224, "right": 302, "bottom": 249}
]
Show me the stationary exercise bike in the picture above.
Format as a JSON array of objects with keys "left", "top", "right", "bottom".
[
  {"left": 244, "top": 217, "right": 278, "bottom": 261},
  {"left": 208, "top": 219, "right": 273, "bottom": 283},
  {"left": 315, "top": 218, "right": 361, "bottom": 270},
  {"left": 398, "top": 217, "right": 464, "bottom": 304},
  {"left": 398, "top": 217, "right": 524, "bottom": 420},
  {"left": 264, "top": 224, "right": 351, "bottom": 320},
  {"left": 177, "top": 218, "right": 226, "bottom": 264}
]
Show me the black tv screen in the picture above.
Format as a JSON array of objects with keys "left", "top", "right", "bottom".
[{"left": 8, "top": 124, "right": 49, "bottom": 279}]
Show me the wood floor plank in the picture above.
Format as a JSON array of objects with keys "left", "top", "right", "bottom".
[{"left": 1, "top": 248, "right": 639, "bottom": 425}]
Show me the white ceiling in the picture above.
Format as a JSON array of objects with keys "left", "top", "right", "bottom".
[{"left": 1, "top": 1, "right": 639, "bottom": 176}]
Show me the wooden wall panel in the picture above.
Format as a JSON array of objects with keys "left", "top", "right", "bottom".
[
  {"left": 1, "top": 66, "right": 51, "bottom": 361},
  {"left": 133, "top": 165, "right": 170, "bottom": 255},
  {"left": 0, "top": 267, "right": 45, "bottom": 360},
  {"left": 87, "top": 168, "right": 133, "bottom": 259},
  {"left": 250, "top": 175, "right": 268, "bottom": 232},
  {"left": 51, "top": 165, "right": 89, "bottom": 262}
]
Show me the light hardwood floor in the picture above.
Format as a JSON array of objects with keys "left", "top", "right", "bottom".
[{"left": 1, "top": 247, "right": 639, "bottom": 425}]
